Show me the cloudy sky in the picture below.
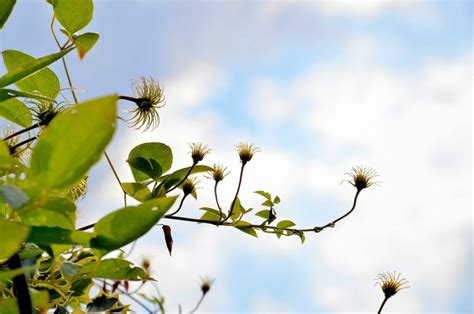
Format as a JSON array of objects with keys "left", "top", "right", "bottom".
[{"left": 1, "top": 0, "right": 472, "bottom": 312}]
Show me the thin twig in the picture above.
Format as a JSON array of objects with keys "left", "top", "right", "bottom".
[
  {"left": 223, "top": 163, "right": 245, "bottom": 222},
  {"left": 167, "top": 194, "right": 189, "bottom": 216},
  {"left": 189, "top": 293, "right": 205, "bottom": 314},
  {"left": 3, "top": 124, "right": 40, "bottom": 141},
  {"left": 104, "top": 151, "right": 128, "bottom": 207},
  {"left": 8, "top": 253, "right": 33, "bottom": 314},
  {"left": 377, "top": 296, "right": 389, "bottom": 314},
  {"left": 9, "top": 137, "right": 37, "bottom": 153}
]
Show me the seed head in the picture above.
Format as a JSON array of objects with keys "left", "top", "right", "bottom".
[
  {"left": 67, "top": 177, "right": 88, "bottom": 201},
  {"left": 182, "top": 177, "right": 199, "bottom": 196},
  {"left": 375, "top": 271, "right": 409, "bottom": 299},
  {"left": 141, "top": 257, "right": 151, "bottom": 272},
  {"left": 189, "top": 142, "right": 211, "bottom": 164},
  {"left": 207, "top": 163, "right": 230, "bottom": 182},
  {"left": 199, "top": 277, "right": 214, "bottom": 295},
  {"left": 30, "top": 100, "right": 64, "bottom": 127},
  {"left": 128, "top": 76, "right": 165, "bottom": 131},
  {"left": 344, "top": 165, "right": 380, "bottom": 191},
  {"left": 235, "top": 142, "right": 260, "bottom": 164}
]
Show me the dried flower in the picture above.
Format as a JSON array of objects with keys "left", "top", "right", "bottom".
[
  {"left": 375, "top": 271, "right": 409, "bottom": 299},
  {"left": 67, "top": 177, "right": 88, "bottom": 201},
  {"left": 127, "top": 77, "right": 165, "bottom": 131},
  {"left": 189, "top": 142, "right": 211, "bottom": 164},
  {"left": 1, "top": 125, "right": 30, "bottom": 161},
  {"left": 344, "top": 165, "right": 379, "bottom": 191},
  {"left": 199, "top": 277, "right": 214, "bottom": 295},
  {"left": 141, "top": 257, "right": 151, "bottom": 272},
  {"left": 182, "top": 177, "right": 199, "bottom": 196},
  {"left": 30, "top": 100, "right": 64, "bottom": 127},
  {"left": 235, "top": 142, "right": 260, "bottom": 164},
  {"left": 207, "top": 163, "right": 229, "bottom": 182}
]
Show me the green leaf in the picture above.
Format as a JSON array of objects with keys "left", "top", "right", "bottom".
[
  {"left": 0, "top": 88, "right": 56, "bottom": 102},
  {"left": 0, "top": 0, "right": 15, "bottom": 29},
  {"left": 255, "top": 210, "right": 269, "bottom": 219},
  {"left": 0, "top": 139, "right": 15, "bottom": 170},
  {"left": 86, "top": 293, "right": 119, "bottom": 312},
  {"left": 53, "top": 0, "right": 93, "bottom": 34},
  {"left": 0, "top": 290, "right": 49, "bottom": 313},
  {"left": 0, "top": 219, "right": 30, "bottom": 261},
  {"left": 199, "top": 207, "right": 223, "bottom": 219},
  {"left": 0, "top": 184, "right": 29, "bottom": 209},
  {"left": 254, "top": 190, "right": 271, "bottom": 200},
  {"left": 91, "top": 197, "right": 177, "bottom": 253},
  {"left": 20, "top": 196, "right": 76, "bottom": 230},
  {"left": 31, "top": 95, "right": 117, "bottom": 189},
  {"left": 127, "top": 156, "right": 163, "bottom": 180},
  {"left": 61, "top": 261, "right": 81, "bottom": 279},
  {"left": 0, "top": 48, "right": 72, "bottom": 89},
  {"left": 128, "top": 142, "right": 172, "bottom": 182},
  {"left": 276, "top": 220, "right": 296, "bottom": 229},
  {"left": 261, "top": 200, "right": 273, "bottom": 207},
  {"left": 0, "top": 98, "right": 32, "bottom": 127},
  {"left": 230, "top": 197, "right": 242, "bottom": 221},
  {"left": 121, "top": 182, "right": 152, "bottom": 202},
  {"left": 234, "top": 221, "right": 258, "bottom": 238},
  {"left": 159, "top": 165, "right": 212, "bottom": 190},
  {"left": 273, "top": 196, "right": 281, "bottom": 204},
  {"left": 199, "top": 211, "right": 221, "bottom": 222},
  {"left": 2, "top": 50, "right": 61, "bottom": 99},
  {"left": 27, "top": 226, "right": 91, "bottom": 246},
  {"left": 296, "top": 232, "right": 306, "bottom": 244},
  {"left": 74, "top": 32, "right": 99, "bottom": 60},
  {"left": 79, "top": 258, "right": 150, "bottom": 281}
]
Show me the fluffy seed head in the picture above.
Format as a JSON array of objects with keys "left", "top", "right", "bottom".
[
  {"left": 207, "top": 163, "right": 229, "bottom": 182},
  {"left": 200, "top": 277, "right": 214, "bottom": 295},
  {"left": 189, "top": 142, "right": 211, "bottom": 164},
  {"left": 235, "top": 142, "right": 260, "bottom": 164},
  {"left": 375, "top": 271, "right": 409, "bottom": 298},
  {"left": 182, "top": 177, "right": 199, "bottom": 196},
  {"left": 30, "top": 100, "right": 64, "bottom": 127},
  {"left": 128, "top": 76, "right": 165, "bottom": 131},
  {"left": 344, "top": 165, "right": 380, "bottom": 191}
]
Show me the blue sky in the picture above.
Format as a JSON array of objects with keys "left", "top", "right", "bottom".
[{"left": 1, "top": 0, "right": 472, "bottom": 312}]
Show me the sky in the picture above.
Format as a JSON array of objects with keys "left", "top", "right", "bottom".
[{"left": 0, "top": 0, "right": 472, "bottom": 313}]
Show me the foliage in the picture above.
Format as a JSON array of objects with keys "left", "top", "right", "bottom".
[{"left": 0, "top": 1, "right": 400, "bottom": 313}]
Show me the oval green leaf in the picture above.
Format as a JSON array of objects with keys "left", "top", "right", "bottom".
[
  {"left": 53, "top": 0, "right": 93, "bottom": 34},
  {"left": 0, "top": 0, "right": 15, "bottom": 29},
  {"left": 91, "top": 196, "right": 177, "bottom": 253},
  {"left": 0, "top": 219, "right": 30, "bottom": 261},
  {"left": 0, "top": 97, "right": 32, "bottom": 127},
  {"left": 128, "top": 142, "right": 173, "bottom": 182},
  {"left": 3, "top": 50, "right": 60, "bottom": 99},
  {"left": 74, "top": 32, "right": 99, "bottom": 60},
  {"left": 31, "top": 95, "right": 117, "bottom": 189}
]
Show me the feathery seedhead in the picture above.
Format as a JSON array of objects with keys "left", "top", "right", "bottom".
[
  {"left": 344, "top": 165, "right": 379, "bottom": 191},
  {"left": 128, "top": 76, "right": 165, "bottom": 131},
  {"left": 207, "top": 163, "right": 230, "bottom": 182},
  {"left": 182, "top": 176, "right": 199, "bottom": 196},
  {"left": 199, "top": 277, "right": 214, "bottom": 295},
  {"left": 141, "top": 257, "right": 151, "bottom": 272},
  {"left": 67, "top": 177, "right": 88, "bottom": 201},
  {"left": 189, "top": 142, "right": 211, "bottom": 164},
  {"left": 30, "top": 100, "right": 64, "bottom": 127},
  {"left": 375, "top": 271, "right": 409, "bottom": 298},
  {"left": 235, "top": 142, "right": 260, "bottom": 164},
  {"left": 1, "top": 125, "right": 30, "bottom": 161}
]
